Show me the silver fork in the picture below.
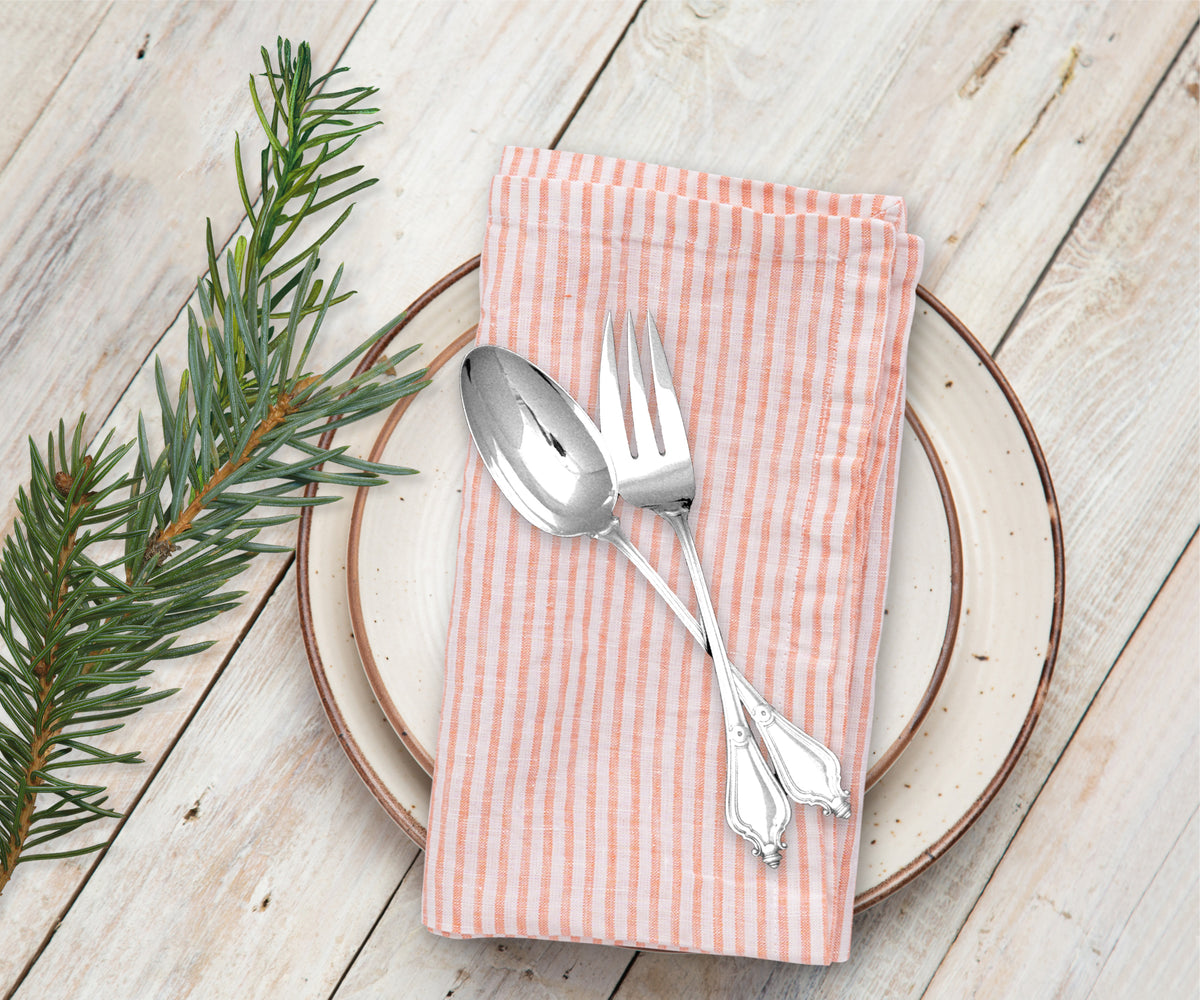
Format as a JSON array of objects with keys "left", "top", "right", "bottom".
[{"left": 599, "top": 312, "right": 851, "bottom": 851}]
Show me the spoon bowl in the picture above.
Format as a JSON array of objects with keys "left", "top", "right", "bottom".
[{"left": 460, "top": 346, "right": 617, "bottom": 538}]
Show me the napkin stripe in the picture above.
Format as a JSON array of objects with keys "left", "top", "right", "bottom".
[
  {"left": 703, "top": 196, "right": 737, "bottom": 956},
  {"left": 533, "top": 193, "right": 567, "bottom": 941},
  {"left": 611, "top": 181, "right": 647, "bottom": 947},
  {"left": 558, "top": 172, "right": 599, "bottom": 942},
  {"left": 643, "top": 187, "right": 681, "bottom": 949},
  {"left": 707, "top": 194, "right": 743, "bottom": 958},
  {"left": 486, "top": 178, "right": 533, "bottom": 933},
  {"left": 648, "top": 187, "right": 686, "bottom": 950},
  {"left": 501, "top": 181, "right": 538, "bottom": 936},
  {"left": 598, "top": 180, "right": 623, "bottom": 946},
  {"left": 740, "top": 212, "right": 787, "bottom": 958},
  {"left": 425, "top": 149, "right": 923, "bottom": 964},
  {"left": 753, "top": 220, "right": 805, "bottom": 960},
  {"left": 522, "top": 186, "right": 561, "bottom": 939},
  {"left": 672, "top": 196, "right": 707, "bottom": 954},
  {"left": 753, "top": 218, "right": 830, "bottom": 960},
  {"left": 541, "top": 185, "right": 578, "bottom": 942},
  {"left": 799, "top": 215, "right": 846, "bottom": 958},
  {"left": 821, "top": 221, "right": 874, "bottom": 729}
]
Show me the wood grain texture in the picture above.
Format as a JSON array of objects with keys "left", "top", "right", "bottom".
[
  {"left": 558, "top": 0, "right": 1196, "bottom": 348},
  {"left": 11, "top": 572, "right": 422, "bottom": 1000},
  {"left": 1090, "top": 810, "right": 1199, "bottom": 1000},
  {"left": 610, "top": 21, "right": 1199, "bottom": 1000},
  {"left": 0, "top": 2, "right": 371, "bottom": 981},
  {"left": 0, "top": 555, "right": 292, "bottom": 989},
  {"left": 0, "top": 0, "right": 110, "bottom": 171},
  {"left": 331, "top": 856, "right": 634, "bottom": 1000},
  {"left": 923, "top": 539, "right": 1199, "bottom": 999},
  {"left": 0, "top": 2, "right": 638, "bottom": 994},
  {"left": 0, "top": 1, "right": 369, "bottom": 529}
]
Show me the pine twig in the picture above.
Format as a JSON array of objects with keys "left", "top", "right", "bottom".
[{"left": 0, "top": 38, "right": 424, "bottom": 892}]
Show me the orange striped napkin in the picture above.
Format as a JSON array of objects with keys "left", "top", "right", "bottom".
[{"left": 423, "top": 147, "right": 923, "bottom": 963}]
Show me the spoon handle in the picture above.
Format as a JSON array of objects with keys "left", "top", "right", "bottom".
[
  {"left": 599, "top": 520, "right": 790, "bottom": 863},
  {"left": 596, "top": 520, "right": 705, "bottom": 646},
  {"left": 596, "top": 519, "right": 850, "bottom": 820},
  {"left": 657, "top": 510, "right": 792, "bottom": 867}
]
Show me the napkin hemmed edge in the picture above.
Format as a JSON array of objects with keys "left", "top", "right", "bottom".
[
  {"left": 419, "top": 913, "right": 851, "bottom": 966},
  {"left": 500, "top": 144, "right": 908, "bottom": 232}
]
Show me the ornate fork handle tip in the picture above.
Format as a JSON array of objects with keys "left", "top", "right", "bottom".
[{"left": 744, "top": 690, "right": 852, "bottom": 819}]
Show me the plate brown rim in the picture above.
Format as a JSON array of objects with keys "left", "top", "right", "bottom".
[
  {"left": 852, "top": 287, "right": 1064, "bottom": 911},
  {"left": 864, "top": 400, "right": 963, "bottom": 787},
  {"left": 296, "top": 256, "right": 480, "bottom": 844},
  {"left": 345, "top": 326, "right": 477, "bottom": 776},
  {"left": 342, "top": 275, "right": 963, "bottom": 790},
  {"left": 297, "top": 258, "right": 1064, "bottom": 911}
]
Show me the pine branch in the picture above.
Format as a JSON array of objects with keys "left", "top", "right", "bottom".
[{"left": 0, "top": 39, "right": 425, "bottom": 893}]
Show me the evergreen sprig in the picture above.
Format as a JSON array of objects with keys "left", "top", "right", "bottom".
[{"left": 0, "top": 39, "right": 425, "bottom": 892}]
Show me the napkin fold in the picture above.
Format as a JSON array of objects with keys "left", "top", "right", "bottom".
[{"left": 423, "top": 147, "right": 923, "bottom": 964}]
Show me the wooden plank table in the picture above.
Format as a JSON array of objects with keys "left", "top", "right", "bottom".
[{"left": 1, "top": 2, "right": 1196, "bottom": 996}]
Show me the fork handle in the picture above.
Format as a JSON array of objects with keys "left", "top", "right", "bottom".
[
  {"left": 598, "top": 521, "right": 707, "bottom": 649},
  {"left": 673, "top": 525, "right": 850, "bottom": 818},
  {"left": 599, "top": 518, "right": 851, "bottom": 819}
]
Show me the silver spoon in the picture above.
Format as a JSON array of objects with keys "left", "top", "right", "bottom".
[
  {"left": 459, "top": 344, "right": 655, "bottom": 576},
  {"left": 459, "top": 344, "right": 793, "bottom": 866}
]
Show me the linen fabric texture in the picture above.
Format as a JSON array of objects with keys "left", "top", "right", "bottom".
[{"left": 423, "top": 147, "right": 924, "bottom": 964}]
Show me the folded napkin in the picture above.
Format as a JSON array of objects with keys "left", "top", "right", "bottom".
[{"left": 423, "top": 147, "right": 924, "bottom": 964}]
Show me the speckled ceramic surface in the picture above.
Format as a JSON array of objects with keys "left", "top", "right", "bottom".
[
  {"left": 299, "top": 259, "right": 1061, "bottom": 908},
  {"left": 345, "top": 293, "right": 960, "bottom": 788}
]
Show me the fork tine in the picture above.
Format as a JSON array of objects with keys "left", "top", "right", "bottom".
[
  {"left": 598, "top": 312, "right": 630, "bottom": 456},
  {"left": 625, "top": 311, "right": 659, "bottom": 458},
  {"left": 644, "top": 313, "right": 690, "bottom": 458}
]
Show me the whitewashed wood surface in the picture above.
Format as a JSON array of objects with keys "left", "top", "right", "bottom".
[{"left": 0, "top": 2, "right": 1196, "bottom": 997}]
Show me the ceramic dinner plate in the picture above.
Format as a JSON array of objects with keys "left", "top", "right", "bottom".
[
  {"left": 298, "top": 258, "right": 1063, "bottom": 908},
  {"left": 345, "top": 282, "right": 961, "bottom": 787}
]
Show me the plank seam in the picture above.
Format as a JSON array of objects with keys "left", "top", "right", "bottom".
[
  {"left": 1084, "top": 804, "right": 1200, "bottom": 998},
  {"left": 3, "top": 554, "right": 296, "bottom": 1000},
  {"left": 96, "top": 1, "right": 380, "bottom": 450},
  {"left": 324, "top": 850, "right": 418, "bottom": 1000},
  {"left": 8, "top": 3, "right": 642, "bottom": 993},
  {"left": 992, "top": 16, "right": 1200, "bottom": 357},
  {"left": 4, "top": 12, "right": 386, "bottom": 995},
  {"left": 603, "top": 949, "right": 642, "bottom": 1000},
  {"left": 917, "top": 524, "right": 1199, "bottom": 1000},
  {"left": 0, "top": 1, "right": 115, "bottom": 180},
  {"left": 549, "top": 0, "right": 647, "bottom": 150}
]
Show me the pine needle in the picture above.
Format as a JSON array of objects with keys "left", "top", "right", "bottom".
[{"left": 0, "top": 38, "right": 423, "bottom": 892}]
